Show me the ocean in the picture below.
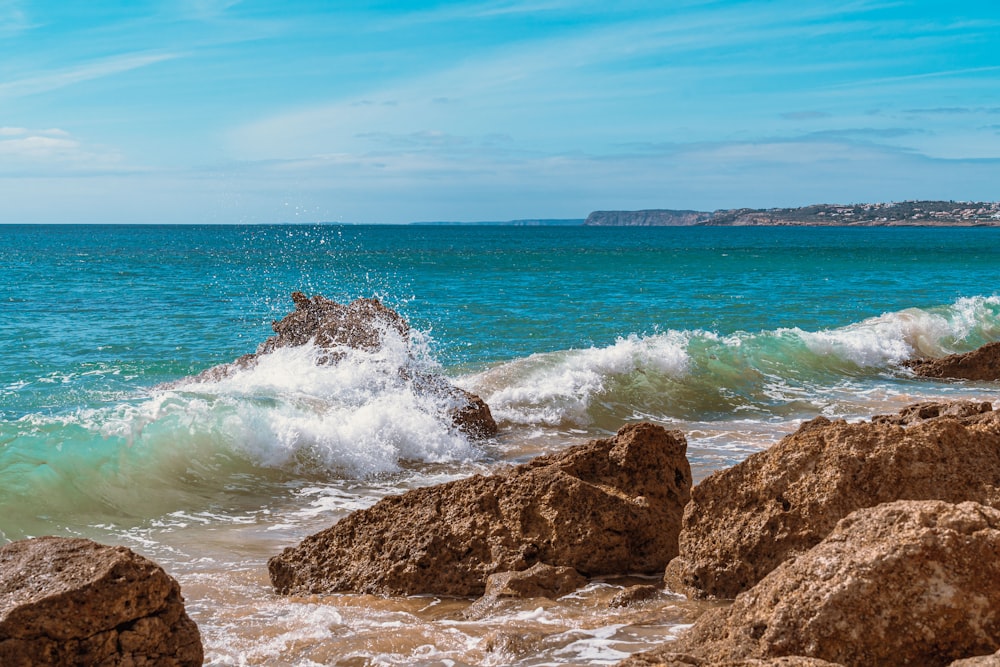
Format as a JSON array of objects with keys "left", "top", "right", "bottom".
[{"left": 2, "top": 223, "right": 999, "bottom": 665}]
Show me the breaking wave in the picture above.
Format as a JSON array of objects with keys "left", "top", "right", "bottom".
[
  {"left": 0, "top": 329, "right": 481, "bottom": 536},
  {"left": 464, "top": 296, "right": 1000, "bottom": 429},
  {"left": 2, "top": 295, "right": 998, "bottom": 537}
]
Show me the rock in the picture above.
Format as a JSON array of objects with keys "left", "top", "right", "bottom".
[
  {"left": 664, "top": 403, "right": 1000, "bottom": 599},
  {"left": 465, "top": 562, "right": 586, "bottom": 618},
  {"left": 871, "top": 399, "right": 993, "bottom": 426},
  {"left": 656, "top": 501, "right": 1000, "bottom": 667},
  {"left": 0, "top": 536, "right": 203, "bottom": 667},
  {"left": 951, "top": 653, "right": 1000, "bottom": 666},
  {"left": 169, "top": 292, "right": 497, "bottom": 438},
  {"left": 480, "top": 562, "right": 587, "bottom": 599},
  {"left": 269, "top": 422, "right": 692, "bottom": 597},
  {"left": 948, "top": 653, "right": 1000, "bottom": 667},
  {"left": 480, "top": 630, "right": 546, "bottom": 661},
  {"left": 609, "top": 584, "right": 662, "bottom": 608},
  {"left": 262, "top": 292, "right": 410, "bottom": 357},
  {"left": 619, "top": 655, "right": 841, "bottom": 666},
  {"left": 907, "top": 341, "right": 1000, "bottom": 381}
]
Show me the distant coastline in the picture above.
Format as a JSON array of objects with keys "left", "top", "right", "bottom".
[
  {"left": 583, "top": 201, "right": 1000, "bottom": 227},
  {"left": 402, "top": 201, "right": 1000, "bottom": 227}
]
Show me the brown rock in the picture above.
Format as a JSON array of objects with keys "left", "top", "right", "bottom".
[
  {"left": 664, "top": 404, "right": 1000, "bottom": 599},
  {"left": 872, "top": 400, "right": 993, "bottom": 426},
  {"left": 169, "top": 292, "right": 497, "bottom": 437},
  {"left": 262, "top": 292, "right": 409, "bottom": 357},
  {"left": 481, "top": 562, "right": 587, "bottom": 599},
  {"left": 609, "top": 584, "right": 662, "bottom": 608},
  {"left": 619, "top": 655, "right": 841, "bottom": 667},
  {"left": 269, "top": 422, "right": 692, "bottom": 597},
  {"left": 465, "top": 562, "right": 586, "bottom": 618},
  {"left": 659, "top": 501, "right": 1000, "bottom": 667},
  {"left": 907, "top": 341, "right": 1000, "bottom": 381},
  {"left": 480, "top": 630, "right": 546, "bottom": 661},
  {"left": 0, "top": 536, "right": 203, "bottom": 667},
  {"left": 951, "top": 652, "right": 1000, "bottom": 666}
]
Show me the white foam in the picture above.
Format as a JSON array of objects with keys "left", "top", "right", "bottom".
[
  {"left": 15, "top": 333, "right": 481, "bottom": 489},
  {"left": 119, "top": 325, "right": 480, "bottom": 478},
  {"left": 792, "top": 296, "right": 1000, "bottom": 367}
]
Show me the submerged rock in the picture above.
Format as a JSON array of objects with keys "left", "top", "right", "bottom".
[
  {"left": 652, "top": 501, "right": 1000, "bottom": 667},
  {"left": 479, "top": 562, "right": 587, "bottom": 600},
  {"left": 907, "top": 341, "right": 1000, "bottom": 381},
  {"left": 609, "top": 584, "right": 662, "bottom": 609},
  {"left": 170, "top": 291, "right": 497, "bottom": 438},
  {"left": 0, "top": 536, "right": 203, "bottom": 667},
  {"left": 464, "top": 562, "right": 587, "bottom": 619},
  {"left": 269, "top": 422, "right": 692, "bottom": 597},
  {"left": 664, "top": 402, "right": 1000, "bottom": 600}
]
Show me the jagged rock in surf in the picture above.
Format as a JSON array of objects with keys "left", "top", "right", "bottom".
[
  {"left": 169, "top": 291, "right": 497, "bottom": 438},
  {"left": 269, "top": 422, "right": 692, "bottom": 597},
  {"left": 663, "top": 401, "right": 1000, "bottom": 600},
  {"left": 871, "top": 399, "right": 993, "bottom": 426},
  {"left": 260, "top": 292, "right": 410, "bottom": 358},
  {"left": 0, "top": 536, "right": 203, "bottom": 667},
  {"left": 906, "top": 341, "right": 1000, "bottom": 381},
  {"left": 608, "top": 584, "right": 662, "bottom": 609},
  {"left": 647, "top": 501, "right": 1000, "bottom": 667},
  {"left": 464, "top": 562, "right": 587, "bottom": 619}
]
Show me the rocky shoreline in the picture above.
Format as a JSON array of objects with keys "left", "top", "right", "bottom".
[
  {"left": 583, "top": 201, "right": 1000, "bottom": 227},
  {"left": 4, "top": 294, "right": 1000, "bottom": 666}
]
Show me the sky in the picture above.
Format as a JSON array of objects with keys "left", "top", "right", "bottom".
[{"left": 1, "top": 1, "right": 999, "bottom": 224}]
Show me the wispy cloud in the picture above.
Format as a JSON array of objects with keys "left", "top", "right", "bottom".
[
  {"left": 826, "top": 65, "right": 1000, "bottom": 91},
  {"left": 0, "top": 51, "right": 182, "bottom": 99},
  {"left": 0, "top": 0, "right": 34, "bottom": 37}
]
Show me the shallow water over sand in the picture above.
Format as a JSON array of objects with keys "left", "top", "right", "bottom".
[{"left": 59, "top": 407, "right": 992, "bottom": 666}]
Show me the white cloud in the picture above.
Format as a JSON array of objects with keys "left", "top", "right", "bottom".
[{"left": 0, "top": 128, "right": 126, "bottom": 173}]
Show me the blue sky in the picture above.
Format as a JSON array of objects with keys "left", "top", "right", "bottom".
[{"left": 1, "top": 1, "right": 998, "bottom": 223}]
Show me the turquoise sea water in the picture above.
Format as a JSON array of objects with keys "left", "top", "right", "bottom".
[{"left": 2, "top": 223, "right": 1000, "bottom": 664}]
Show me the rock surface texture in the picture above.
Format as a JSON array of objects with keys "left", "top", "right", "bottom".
[
  {"left": 650, "top": 501, "right": 1000, "bottom": 667},
  {"left": 664, "top": 403, "right": 1000, "bottom": 599},
  {"left": 619, "top": 654, "right": 842, "bottom": 666},
  {"left": 950, "top": 653, "right": 1000, "bottom": 666},
  {"left": 269, "top": 422, "right": 692, "bottom": 597},
  {"left": 907, "top": 341, "right": 1000, "bottom": 381},
  {"left": 464, "top": 562, "right": 587, "bottom": 619},
  {"left": 170, "top": 292, "right": 497, "bottom": 437},
  {"left": 0, "top": 536, "right": 203, "bottom": 667}
]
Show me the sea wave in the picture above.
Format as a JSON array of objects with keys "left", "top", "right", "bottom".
[
  {"left": 2, "top": 296, "right": 998, "bottom": 537},
  {"left": 0, "top": 331, "right": 481, "bottom": 537},
  {"left": 462, "top": 296, "right": 1000, "bottom": 430}
]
